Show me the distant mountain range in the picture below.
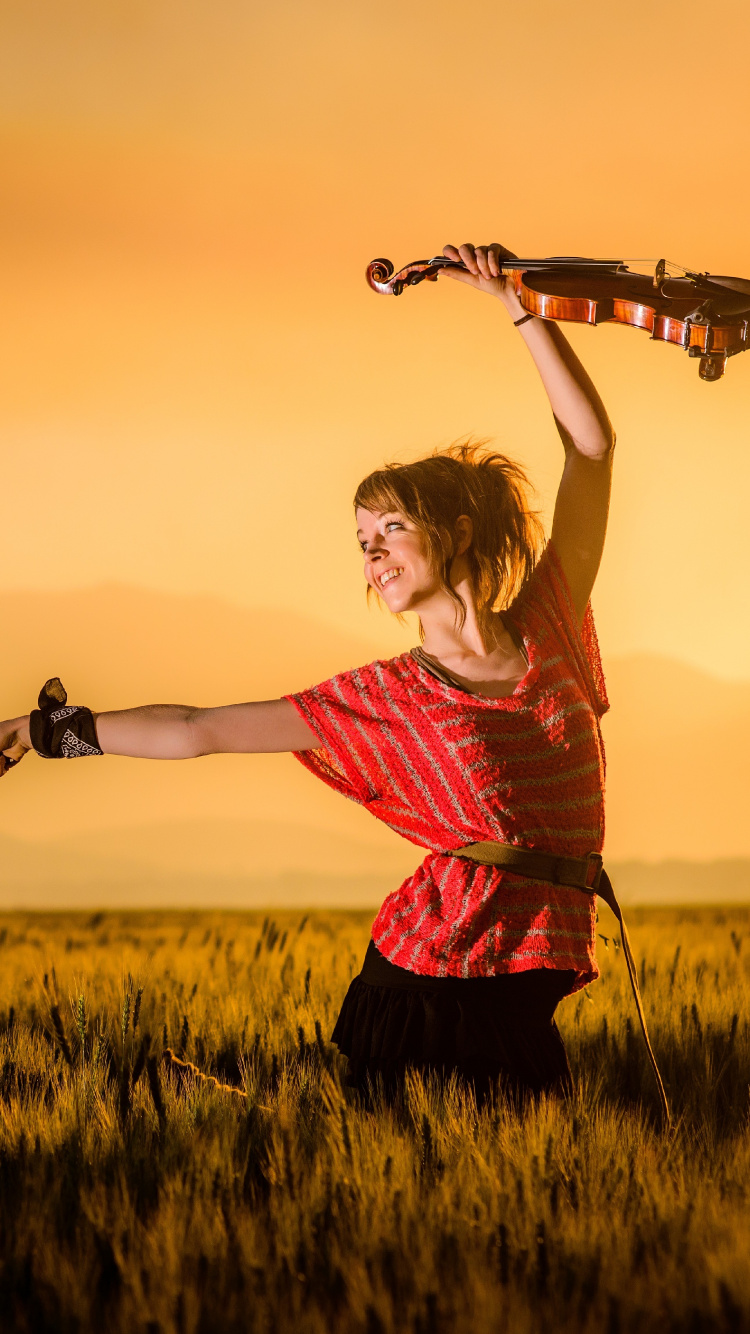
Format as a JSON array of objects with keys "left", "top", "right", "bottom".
[
  {"left": 1, "top": 582, "right": 402, "bottom": 714},
  {"left": 602, "top": 654, "right": 750, "bottom": 860},
  {"left": 0, "top": 817, "right": 417, "bottom": 888},
  {"left": 1, "top": 817, "right": 748, "bottom": 909},
  {"left": 1, "top": 584, "right": 748, "bottom": 904}
]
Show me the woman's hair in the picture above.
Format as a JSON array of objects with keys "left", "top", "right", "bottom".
[{"left": 353, "top": 439, "right": 544, "bottom": 633}]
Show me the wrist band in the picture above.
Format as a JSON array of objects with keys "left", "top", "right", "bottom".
[
  {"left": 29, "top": 678, "right": 103, "bottom": 759},
  {"left": 513, "top": 312, "right": 535, "bottom": 327}
]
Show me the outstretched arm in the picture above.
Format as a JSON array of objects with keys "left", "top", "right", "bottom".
[
  {"left": 0, "top": 698, "right": 320, "bottom": 775},
  {"left": 96, "top": 699, "right": 321, "bottom": 757},
  {"left": 441, "top": 242, "right": 615, "bottom": 623}
]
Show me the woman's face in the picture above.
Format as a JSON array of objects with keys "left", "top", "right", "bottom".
[{"left": 355, "top": 507, "right": 440, "bottom": 615}]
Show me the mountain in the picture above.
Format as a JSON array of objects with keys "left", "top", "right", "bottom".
[
  {"left": 0, "top": 583, "right": 407, "bottom": 716},
  {"left": 0, "top": 583, "right": 413, "bottom": 848},
  {"left": 0, "top": 817, "right": 418, "bottom": 883},
  {"left": 1, "top": 586, "right": 749, "bottom": 904},
  {"left": 0, "top": 817, "right": 420, "bottom": 909},
  {"left": 601, "top": 654, "right": 750, "bottom": 860},
  {"left": 1, "top": 821, "right": 747, "bottom": 910}
]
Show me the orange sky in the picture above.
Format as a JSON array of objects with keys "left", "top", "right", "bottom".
[{"left": 1, "top": 0, "right": 750, "bottom": 678}]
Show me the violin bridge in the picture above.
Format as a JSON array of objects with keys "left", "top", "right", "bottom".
[{"left": 653, "top": 258, "right": 667, "bottom": 289}]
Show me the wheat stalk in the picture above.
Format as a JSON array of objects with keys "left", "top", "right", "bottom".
[{"left": 162, "top": 1048, "right": 246, "bottom": 1101}]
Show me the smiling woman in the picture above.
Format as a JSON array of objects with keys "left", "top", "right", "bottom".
[
  {"left": 0, "top": 240, "right": 618, "bottom": 1108},
  {"left": 354, "top": 442, "right": 543, "bottom": 641}
]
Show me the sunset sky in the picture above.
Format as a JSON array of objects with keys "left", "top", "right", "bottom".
[{"left": 1, "top": 0, "right": 749, "bottom": 682}]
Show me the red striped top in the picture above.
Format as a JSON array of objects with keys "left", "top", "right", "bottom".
[{"left": 286, "top": 541, "right": 608, "bottom": 989}]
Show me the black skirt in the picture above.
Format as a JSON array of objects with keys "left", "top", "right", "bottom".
[{"left": 331, "top": 941, "right": 575, "bottom": 1103}]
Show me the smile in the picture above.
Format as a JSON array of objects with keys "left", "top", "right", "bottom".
[{"left": 379, "top": 567, "right": 404, "bottom": 588}]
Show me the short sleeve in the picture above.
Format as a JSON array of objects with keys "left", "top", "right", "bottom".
[
  {"left": 510, "top": 541, "right": 609, "bottom": 718},
  {"left": 284, "top": 665, "right": 385, "bottom": 805}
]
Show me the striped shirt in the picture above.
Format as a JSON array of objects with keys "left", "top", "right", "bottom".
[{"left": 286, "top": 541, "right": 608, "bottom": 989}]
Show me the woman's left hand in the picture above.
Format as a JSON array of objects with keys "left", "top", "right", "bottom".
[
  {"left": 440, "top": 243, "right": 525, "bottom": 314},
  {"left": 0, "top": 716, "right": 31, "bottom": 777}
]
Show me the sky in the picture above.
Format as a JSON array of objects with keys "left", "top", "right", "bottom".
[{"left": 1, "top": 0, "right": 749, "bottom": 681}]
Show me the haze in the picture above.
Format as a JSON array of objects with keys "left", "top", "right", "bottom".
[{"left": 1, "top": 0, "right": 748, "bottom": 900}]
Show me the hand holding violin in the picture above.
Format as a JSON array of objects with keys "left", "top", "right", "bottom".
[{"left": 439, "top": 242, "right": 525, "bottom": 315}]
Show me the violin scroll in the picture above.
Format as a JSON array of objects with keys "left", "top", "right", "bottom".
[
  {"left": 366, "top": 256, "right": 465, "bottom": 296},
  {"left": 367, "top": 258, "right": 398, "bottom": 293}
]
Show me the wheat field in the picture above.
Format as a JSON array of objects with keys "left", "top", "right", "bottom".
[{"left": 0, "top": 903, "right": 748, "bottom": 1334}]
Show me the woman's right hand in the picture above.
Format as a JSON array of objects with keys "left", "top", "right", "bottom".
[
  {"left": 0, "top": 716, "right": 31, "bottom": 777},
  {"left": 439, "top": 243, "right": 525, "bottom": 314}
]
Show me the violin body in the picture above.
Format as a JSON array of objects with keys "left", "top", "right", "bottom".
[{"left": 366, "top": 255, "right": 750, "bottom": 381}]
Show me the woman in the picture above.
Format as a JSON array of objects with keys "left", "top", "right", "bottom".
[{"left": 0, "top": 242, "right": 615, "bottom": 1104}]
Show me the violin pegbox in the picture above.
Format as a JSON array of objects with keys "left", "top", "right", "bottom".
[{"left": 366, "top": 255, "right": 466, "bottom": 296}]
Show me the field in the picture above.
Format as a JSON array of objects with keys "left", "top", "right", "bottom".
[{"left": 1, "top": 905, "right": 749, "bottom": 1334}]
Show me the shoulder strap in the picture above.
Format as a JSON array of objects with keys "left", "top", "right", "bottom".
[
  {"left": 596, "top": 869, "right": 671, "bottom": 1127},
  {"left": 410, "top": 647, "right": 473, "bottom": 692}
]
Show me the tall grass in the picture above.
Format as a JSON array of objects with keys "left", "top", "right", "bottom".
[{"left": 0, "top": 904, "right": 748, "bottom": 1333}]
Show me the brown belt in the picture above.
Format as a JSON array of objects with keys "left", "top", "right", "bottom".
[{"left": 450, "top": 841, "right": 671, "bottom": 1126}]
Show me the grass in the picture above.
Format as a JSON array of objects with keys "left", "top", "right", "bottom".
[{"left": 0, "top": 904, "right": 748, "bottom": 1333}]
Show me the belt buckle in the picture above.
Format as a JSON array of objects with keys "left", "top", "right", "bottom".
[{"left": 585, "top": 852, "right": 603, "bottom": 890}]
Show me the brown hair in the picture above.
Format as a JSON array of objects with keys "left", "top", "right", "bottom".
[{"left": 353, "top": 439, "right": 544, "bottom": 634}]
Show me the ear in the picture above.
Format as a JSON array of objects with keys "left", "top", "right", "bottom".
[{"left": 454, "top": 514, "right": 473, "bottom": 556}]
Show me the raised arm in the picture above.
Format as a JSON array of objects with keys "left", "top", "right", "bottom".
[
  {"left": 0, "top": 698, "right": 320, "bottom": 775},
  {"left": 441, "top": 242, "right": 615, "bottom": 623}
]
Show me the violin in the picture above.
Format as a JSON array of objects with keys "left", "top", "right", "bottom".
[{"left": 366, "top": 254, "right": 750, "bottom": 381}]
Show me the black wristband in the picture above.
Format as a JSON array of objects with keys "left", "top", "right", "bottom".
[
  {"left": 29, "top": 678, "right": 103, "bottom": 759},
  {"left": 514, "top": 312, "right": 535, "bottom": 327}
]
